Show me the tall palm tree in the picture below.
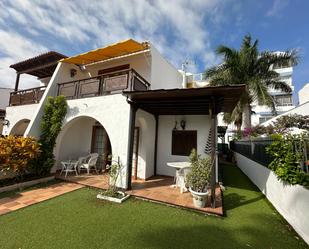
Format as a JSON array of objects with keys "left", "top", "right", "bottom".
[{"left": 206, "top": 35, "right": 299, "bottom": 130}]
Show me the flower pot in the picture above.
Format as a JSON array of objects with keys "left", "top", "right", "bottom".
[{"left": 189, "top": 187, "right": 209, "bottom": 208}]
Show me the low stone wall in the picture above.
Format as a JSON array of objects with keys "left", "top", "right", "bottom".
[{"left": 234, "top": 152, "right": 309, "bottom": 245}]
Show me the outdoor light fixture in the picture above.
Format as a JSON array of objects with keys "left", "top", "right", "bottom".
[
  {"left": 79, "top": 65, "right": 87, "bottom": 72},
  {"left": 2, "top": 119, "right": 10, "bottom": 126},
  {"left": 70, "top": 68, "right": 77, "bottom": 77},
  {"left": 180, "top": 119, "right": 186, "bottom": 130}
]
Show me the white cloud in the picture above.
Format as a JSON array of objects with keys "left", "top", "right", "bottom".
[
  {"left": 0, "top": 30, "right": 47, "bottom": 89},
  {"left": 0, "top": 0, "right": 230, "bottom": 88},
  {"left": 267, "top": 0, "right": 290, "bottom": 17}
]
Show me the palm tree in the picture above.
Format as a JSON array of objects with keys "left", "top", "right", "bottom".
[{"left": 206, "top": 35, "right": 299, "bottom": 130}]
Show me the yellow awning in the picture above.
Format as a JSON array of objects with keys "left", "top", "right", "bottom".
[{"left": 61, "top": 39, "right": 149, "bottom": 65}]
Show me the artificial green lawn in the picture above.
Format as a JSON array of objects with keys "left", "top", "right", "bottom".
[{"left": 0, "top": 163, "right": 307, "bottom": 249}]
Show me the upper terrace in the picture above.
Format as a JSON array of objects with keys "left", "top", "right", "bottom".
[
  {"left": 8, "top": 40, "right": 154, "bottom": 106},
  {"left": 9, "top": 51, "right": 67, "bottom": 106}
]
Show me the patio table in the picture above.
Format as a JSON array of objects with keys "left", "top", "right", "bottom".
[
  {"left": 60, "top": 160, "right": 78, "bottom": 177},
  {"left": 166, "top": 162, "right": 191, "bottom": 190}
]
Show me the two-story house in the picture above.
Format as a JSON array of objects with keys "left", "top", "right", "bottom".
[{"left": 2, "top": 39, "right": 244, "bottom": 207}]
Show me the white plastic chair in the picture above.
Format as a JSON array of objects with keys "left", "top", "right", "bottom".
[
  {"left": 61, "top": 160, "right": 79, "bottom": 178},
  {"left": 79, "top": 153, "right": 99, "bottom": 174},
  {"left": 176, "top": 167, "right": 191, "bottom": 193}
]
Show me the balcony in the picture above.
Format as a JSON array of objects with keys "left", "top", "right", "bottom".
[
  {"left": 57, "top": 69, "right": 150, "bottom": 99},
  {"left": 9, "top": 86, "right": 46, "bottom": 106}
]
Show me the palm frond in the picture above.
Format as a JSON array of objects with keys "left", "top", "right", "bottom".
[{"left": 266, "top": 80, "right": 292, "bottom": 93}]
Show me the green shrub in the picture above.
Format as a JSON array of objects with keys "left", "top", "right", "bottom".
[
  {"left": 186, "top": 149, "right": 212, "bottom": 192},
  {"left": 31, "top": 96, "right": 67, "bottom": 176},
  {"left": 266, "top": 134, "right": 309, "bottom": 186}
]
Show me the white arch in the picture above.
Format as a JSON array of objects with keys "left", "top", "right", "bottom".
[
  {"left": 54, "top": 115, "right": 113, "bottom": 172},
  {"left": 10, "top": 119, "right": 31, "bottom": 136}
]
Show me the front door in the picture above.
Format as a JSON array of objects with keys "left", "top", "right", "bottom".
[{"left": 91, "top": 124, "right": 111, "bottom": 171}]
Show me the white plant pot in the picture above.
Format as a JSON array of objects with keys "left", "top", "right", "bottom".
[
  {"left": 189, "top": 187, "right": 209, "bottom": 208},
  {"left": 97, "top": 191, "right": 130, "bottom": 203}
]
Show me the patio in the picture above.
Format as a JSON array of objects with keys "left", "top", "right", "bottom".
[{"left": 56, "top": 173, "right": 223, "bottom": 216}]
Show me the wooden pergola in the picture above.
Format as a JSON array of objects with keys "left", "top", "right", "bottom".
[
  {"left": 10, "top": 51, "right": 67, "bottom": 91},
  {"left": 123, "top": 85, "right": 246, "bottom": 207}
]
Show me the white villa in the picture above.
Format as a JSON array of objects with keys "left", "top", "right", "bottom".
[{"left": 2, "top": 39, "right": 244, "bottom": 207}]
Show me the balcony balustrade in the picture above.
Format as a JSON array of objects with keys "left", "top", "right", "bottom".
[
  {"left": 9, "top": 86, "right": 46, "bottom": 106},
  {"left": 57, "top": 69, "right": 150, "bottom": 99}
]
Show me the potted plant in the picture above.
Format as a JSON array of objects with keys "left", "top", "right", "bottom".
[
  {"left": 186, "top": 149, "right": 212, "bottom": 208},
  {"left": 97, "top": 157, "right": 130, "bottom": 203}
]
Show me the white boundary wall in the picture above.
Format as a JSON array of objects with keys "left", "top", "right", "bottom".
[{"left": 234, "top": 152, "right": 309, "bottom": 245}]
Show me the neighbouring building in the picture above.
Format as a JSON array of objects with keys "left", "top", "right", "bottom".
[
  {"left": 0, "top": 87, "right": 13, "bottom": 134},
  {"left": 298, "top": 83, "right": 309, "bottom": 105},
  {"left": 2, "top": 39, "right": 245, "bottom": 207}
]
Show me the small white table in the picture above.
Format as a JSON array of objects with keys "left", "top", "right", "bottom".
[
  {"left": 167, "top": 162, "right": 191, "bottom": 191},
  {"left": 60, "top": 160, "right": 78, "bottom": 178},
  {"left": 167, "top": 162, "right": 191, "bottom": 169}
]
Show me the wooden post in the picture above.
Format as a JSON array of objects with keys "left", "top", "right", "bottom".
[
  {"left": 14, "top": 73, "right": 20, "bottom": 92},
  {"left": 153, "top": 114, "right": 159, "bottom": 176},
  {"left": 126, "top": 104, "right": 138, "bottom": 190}
]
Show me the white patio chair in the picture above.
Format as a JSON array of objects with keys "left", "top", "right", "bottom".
[
  {"left": 61, "top": 160, "right": 79, "bottom": 178},
  {"left": 176, "top": 167, "right": 191, "bottom": 194},
  {"left": 79, "top": 153, "right": 99, "bottom": 174}
]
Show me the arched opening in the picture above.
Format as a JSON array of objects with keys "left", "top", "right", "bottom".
[
  {"left": 10, "top": 119, "right": 30, "bottom": 136},
  {"left": 55, "top": 116, "right": 112, "bottom": 173}
]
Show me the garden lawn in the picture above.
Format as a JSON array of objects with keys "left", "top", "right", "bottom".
[{"left": 0, "top": 163, "right": 307, "bottom": 249}]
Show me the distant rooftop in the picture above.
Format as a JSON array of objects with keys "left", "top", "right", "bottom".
[{"left": 10, "top": 51, "right": 67, "bottom": 78}]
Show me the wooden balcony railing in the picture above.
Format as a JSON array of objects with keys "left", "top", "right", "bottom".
[
  {"left": 9, "top": 86, "right": 46, "bottom": 106},
  {"left": 57, "top": 69, "right": 150, "bottom": 99}
]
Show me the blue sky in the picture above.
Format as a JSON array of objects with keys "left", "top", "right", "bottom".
[{"left": 0, "top": 0, "right": 308, "bottom": 103}]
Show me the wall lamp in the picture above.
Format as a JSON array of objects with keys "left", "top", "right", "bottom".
[
  {"left": 70, "top": 68, "right": 77, "bottom": 78},
  {"left": 2, "top": 119, "right": 10, "bottom": 126}
]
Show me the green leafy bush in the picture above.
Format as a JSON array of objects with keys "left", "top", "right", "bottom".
[
  {"left": 186, "top": 149, "right": 212, "bottom": 192},
  {"left": 266, "top": 134, "right": 309, "bottom": 186},
  {"left": 31, "top": 96, "right": 67, "bottom": 176}
]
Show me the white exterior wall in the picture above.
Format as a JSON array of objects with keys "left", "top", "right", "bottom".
[
  {"left": 157, "top": 115, "right": 211, "bottom": 176},
  {"left": 25, "top": 62, "right": 77, "bottom": 138},
  {"left": 3, "top": 104, "right": 38, "bottom": 135},
  {"left": 299, "top": 83, "right": 309, "bottom": 105},
  {"left": 85, "top": 52, "right": 152, "bottom": 84},
  {"left": 135, "top": 109, "right": 156, "bottom": 179},
  {"left": 53, "top": 94, "right": 130, "bottom": 188},
  {"left": 54, "top": 117, "right": 95, "bottom": 168},
  {"left": 234, "top": 152, "right": 309, "bottom": 245},
  {"left": 150, "top": 44, "right": 183, "bottom": 89}
]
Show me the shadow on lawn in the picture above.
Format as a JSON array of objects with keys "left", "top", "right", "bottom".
[
  {"left": 135, "top": 212, "right": 306, "bottom": 249},
  {"left": 223, "top": 193, "right": 264, "bottom": 211}
]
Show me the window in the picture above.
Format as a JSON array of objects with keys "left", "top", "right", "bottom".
[
  {"left": 172, "top": 130, "right": 197, "bottom": 156},
  {"left": 274, "top": 95, "right": 293, "bottom": 106},
  {"left": 259, "top": 116, "right": 273, "bottom": 124}
]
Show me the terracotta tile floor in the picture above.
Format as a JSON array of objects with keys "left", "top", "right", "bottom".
[
  {"left": 56, "top": 173, "right": 109, "bottom": 189},
  {"left": 0, "top": 182, "right": 83, "bottom": 216},
  {"left": 57, "top": 173, "right": 223, "bottom": 216},
  {"left": 129, "top": 176, "right": 223, "bottom": 216}
]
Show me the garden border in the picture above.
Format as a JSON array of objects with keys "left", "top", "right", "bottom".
[{"left": 0, "top": 176, "right": 55, "bottom": 194}]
